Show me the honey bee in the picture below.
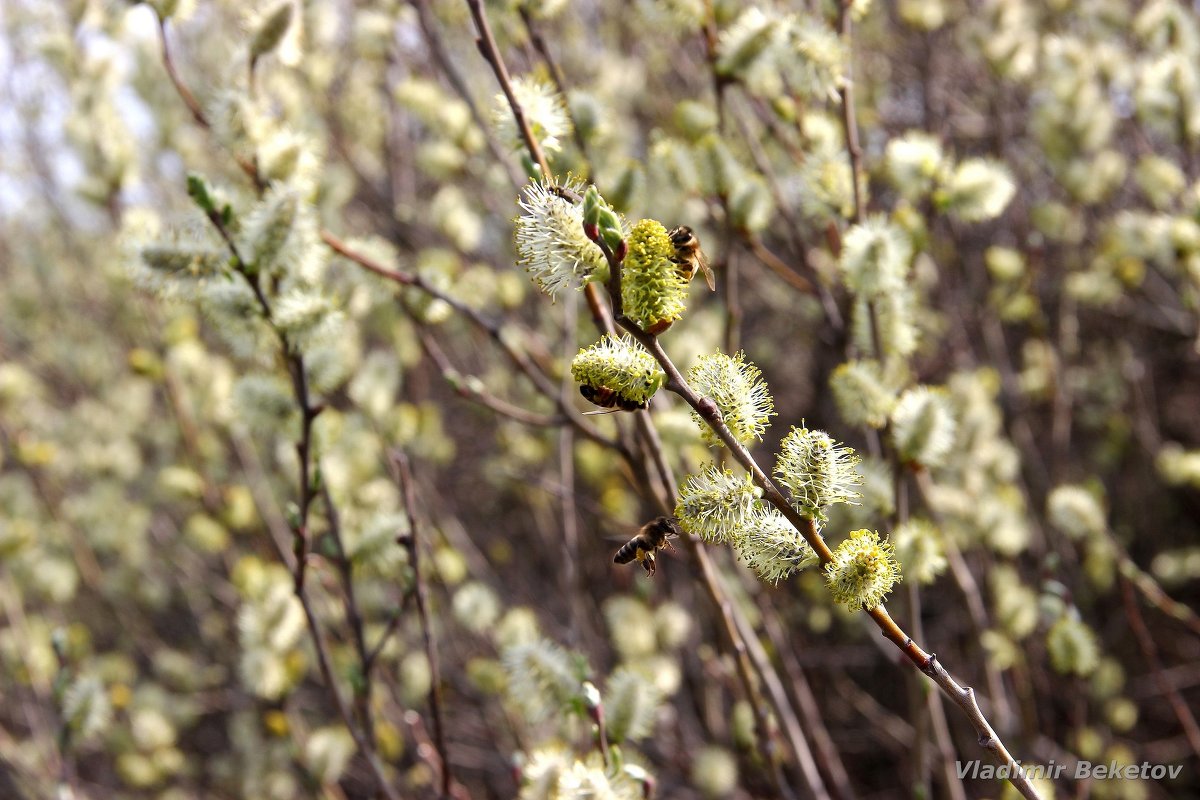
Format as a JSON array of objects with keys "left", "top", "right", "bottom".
[
  {"left": 668, "top": 225, "right": 716, "bottom": 291},
  {"left": 614, "top": 516, "right": 681, "bottom": 576},
  {"left": 579, "top": 384, "right": 649, "bottom": 413}
]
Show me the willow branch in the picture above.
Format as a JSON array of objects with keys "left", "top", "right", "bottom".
[
  {"left": 465, "top": 0, "right": 552, "bottom": 177},
  {"left": 463, "top": 4, "right": 819, "bottom": 788},
  {"left": 608, "top": 316, "right": 1041, "bottom": 798}
]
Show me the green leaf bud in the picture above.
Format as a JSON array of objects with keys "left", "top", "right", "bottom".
[
  {"left": 582, "top": 185, "right": 602, "bottom": 229},
  {"left": 250, "top": 2, "right": 293, "bottom": 61},
  {"left": 596, "top": 206, "right": 625, "bottom": 253},
  {"left": 186, "top": 173, "right": 215, "bottom": 213}
]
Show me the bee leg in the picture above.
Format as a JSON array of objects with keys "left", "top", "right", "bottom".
[{"left": 642, "top": 554, "right": 656, "bottom": 577}]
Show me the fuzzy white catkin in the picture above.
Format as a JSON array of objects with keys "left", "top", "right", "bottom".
[
  {"left": 839, "top": 217, "right": 912, "bottom": 298},
  {"left": 515, "top": 182, "right": 608, "bottom": 298},
  {"left": 674, "top": 465, "right": 762, "bottom": 543},
  {"left": 891, "top": 386, "right": 957, "bottom": 467},
  {"left": 939, "top": 158, "right": 1016, "bottom": 222},
  {"left": 733, "top": 508, "right": 819, "bottom": 584},
  {"left": 492, "top": 77, "right": 572, "bottom": 155},
  {"left": 1047, "top": 485, "right": 1107, "bottom": 540},
  {"left": 305, "top": 727, "right": 356, "bottom": 785},
  {"left": 774, "top": 427, "right": 862, "bottom": 520},
  {"left": 885, "top": 131, "right": 945, "bottom": 198},
  {"left": 605, "top": 667, "right": 663, "bottom": 744},
  {"left": 686, "top": 352, "right": 775, "bottom": 447}
]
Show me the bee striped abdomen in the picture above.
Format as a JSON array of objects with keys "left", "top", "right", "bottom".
[
  {"left": 613, "top": 516, "right": 681, "bottom": 577},
  {"left": 580, "top": 384, "right": 648, "bottom": 412}
]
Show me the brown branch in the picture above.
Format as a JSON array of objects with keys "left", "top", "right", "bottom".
[
  {"left": 518, "top": 7, "right": 594, "bottom": 181},
  {"left": 465, "top": 0, "right": 552, "bottom": 177},
  {"left": 157, "top": 17, "right": 207, "bottom": 128},
  {"left": 406, "top": 0, "right": 524, "bottom": 190},
  {"left": 323, "top": 230, "right": 622, "bottom": 453},
  {"left": 758, "top": 597, "right": 855, "bottom": 800},
  {"left": 744, "top": 234, "right": 816, "bottom": 294}
]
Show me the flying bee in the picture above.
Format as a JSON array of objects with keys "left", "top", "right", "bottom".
[
  {"left": 668, "top": 225, "right": 716, "bottom": 292},
  {"left": 614, "top": 516, "right": 681, "bottom": 577},
  {"left": 579, "top": 384, "right": 648, "bottom": 414}
]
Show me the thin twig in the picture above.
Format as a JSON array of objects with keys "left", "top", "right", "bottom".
[
  {"left": 321, "top": 482, "right": 375, "bottom": 735},
  {"left": 392, "top": 451, "right": 455, "bottom": 799},
  {"left": 759, "top": 597, "right": 856, "bottom": 800},
  {"left": 416, "top": 324, "right": 567, "bottom": 428},
  {"left": 406, "top": 0, "right": 524, "bottom": 189},
  {"left": 1120, "top": 577, "right": 1200, "bottom": 760},
  {"left": 197, "top": 202, "right": 403, "bottom": 800},
  {"left": 518, "top": 7, "right": 594, "bottom": 181},
  {"left": 465, "top": 0, "right": 552, "bottom": 177},
  {"left": 322, "top": 231, "right": 623, "bottom": 453}
]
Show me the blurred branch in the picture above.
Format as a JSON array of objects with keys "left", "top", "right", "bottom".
[
  {"left": 415, "top": 323, "right": 567, "bottom": 428},
  {"left": 518, "top": 8, "right": 594, "bottom": 182},
  {"left": 194, "top": 191, "right": 403, "bottom": 800},
  {"left": 1120, "top": 577, "right": 1200, "bottom": 761},
  {"left": 391, "top": 451, "right": 457, "bottom": 800},
  {"left": 464, "top": 0, "right": 551, "bottom": 178}
]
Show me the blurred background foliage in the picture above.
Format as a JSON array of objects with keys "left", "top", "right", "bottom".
[{"left": 1, "top": 0, "right": 1199, "bottom": 798}]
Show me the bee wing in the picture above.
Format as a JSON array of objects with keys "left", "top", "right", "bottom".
[{"left": 698, "top": 250, "right": 716, "bottom": 291}]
